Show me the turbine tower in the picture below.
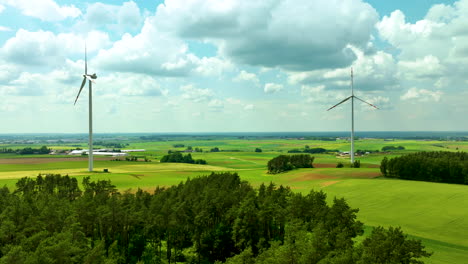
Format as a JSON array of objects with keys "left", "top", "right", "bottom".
[
  {"left": 74, "top": 44, "right": 97, "bottom": 172},
  {"left": 327, "top": 68, "right": 378, "bottom": 164}
]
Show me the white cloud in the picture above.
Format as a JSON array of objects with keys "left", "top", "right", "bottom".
[
  {"left": 377, "top": 2, "right": 468, "bottom": 62},
  {"left": 289, "top": 47, "right": 398, "bottom": 92},
  {"left": 155, "top": 0, "right": 378, "bottom": 70},
  {"left": 1, "top": 29, "right": 111, "bottom": 66},
  {"left": 180, "top": 84, "right": 213, "bottom": 102},
  {"left": 301, "top": 84, "right": 347, "bottom": 105},
  {"left": 6, "top": 72, "right": 48, "bottom": 96},
  {"left": 0, "top": 62, "right": 19, "bottom": 83},
  {"left": 264, "top": 83, "right": 283, "bottom": 94},
  {"left": 0, "top": 0, "right": 81, "bottom": 21},
  {"left": 233, "top": 70, "right": 259, "bottom": 84},
  {"left": 83, "top": 1, "right": 142, "bottom": 31},
  {"left": 208, "top": 99, "right": 224, "bottom": 111},
  {"left": 0, "top": 26, "right": 11, "bottom": 31},
  {"left": 398, "top": 55, "right": 445, "bottom": 80},
  {"left": 95, "top": 17, "right": 198, "bottom": 76},
  {"left": 400, "top": 88, "right": 443, "bottom": 102},
  {"left": 102, "top": 74, "right": 166, "bottom": 97},
  {"left": 195, "top": 56, "right": 234, "bottom": 76}
]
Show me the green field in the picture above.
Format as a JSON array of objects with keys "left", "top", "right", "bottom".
[{"left": 1, "top": 137, "right": 468, "bottom": 263}]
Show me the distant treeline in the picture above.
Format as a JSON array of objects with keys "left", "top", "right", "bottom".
[
  {"left": 381, "top": 151, "right": 468, "bottom": 184},
  {"left": 304, "top": 136, "right": 337, "bottom": 141},
  {"left": 382, "top": 145, "right": 405, "bottom": 151},
  {"left": 288, "top": 146, "right": 338, "bottom": 154},
  {"left": 160, "top": 152, "right": 207, "bottom": 164},
  {"left": 0, "top": 146, "right": 50, "bottom": 155},
  {"left": 0, "top": 173, "right": 430, "bottom": 263},
  {"left": 268, "top": 154, "right": 314, "bottom": 174},
  {"left": 93, "top": 141, "right": 128, "bottom": 149}
]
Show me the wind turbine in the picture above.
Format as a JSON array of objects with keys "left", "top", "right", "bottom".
[
  {"left": 74, "top": 44, "right": 97, "bottom": 172},
  {"left": 327, "top": 68, "right": 378, "bottom": 164}
]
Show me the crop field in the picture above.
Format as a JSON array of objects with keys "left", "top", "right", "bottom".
[{"left": 1, "top": 137, "right": 468, "bottom": 263}]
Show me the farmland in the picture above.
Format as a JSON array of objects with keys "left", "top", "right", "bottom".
[{"left": 1, "top": 134, "right": 468, "bottom": 263}]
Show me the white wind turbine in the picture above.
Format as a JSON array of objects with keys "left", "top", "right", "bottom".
[
  {"left": 74, "top": 44, "right": 97, "bottom": 172},
  {"left": 327, "top": 68, "right": 378, "bottom": 164}
]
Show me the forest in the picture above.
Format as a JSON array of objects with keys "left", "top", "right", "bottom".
[
  {"left": 160, "top": 152, "right": 207, "bottom": 164},
  {"left": 267, "top": 154, "right": 314, "bottom": 174},
  {"left": 0, "top": 173, "right": 431, "bottom": 263},
  {"left": 381, "top": 151, "right": 468, "bottom": 184}
]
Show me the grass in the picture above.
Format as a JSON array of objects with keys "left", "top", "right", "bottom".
[{"left": 2, "top": 138, "right": 468, "bottom": 263}]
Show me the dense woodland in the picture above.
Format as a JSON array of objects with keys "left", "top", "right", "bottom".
[
  {"left": 0, "top": 146, "right": 50, "bottom": 155},
  {"left": 160, "top": 152, "right": 207, "bottom": 164},
  {"left": 267, "top": 154, "right": 314, "bottom": 174},
  {"left": 381, "top": 151, "right": 468, "bottom": 184},
  {"left": 0, "top": 173, "right": 430, "bottom": 263}
]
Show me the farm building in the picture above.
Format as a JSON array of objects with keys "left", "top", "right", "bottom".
[{"left": 68, "top": 149, "right": 128, "bottom": 157}]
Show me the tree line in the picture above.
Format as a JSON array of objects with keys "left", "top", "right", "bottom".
[
  {"left": 381, "top": 151, "right": 468, "bottom": 184},
  {"left": 160, "top": 152, "right": 207, "bottom": 164},
  {"left": 267, "top": 154, "right": 314, "bottom": 174},
  {"left": 0, "top": 173, "right": 430, "bottom": 263},
  {"left": 287, "top": 146, "right": 338, "bottom": 154},
  {"left": 0, "top": 146, "right": 51, "bottom": 155}
]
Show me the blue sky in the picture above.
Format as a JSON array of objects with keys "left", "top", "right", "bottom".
[{"left": 0, "top": 0, "right": 466, "bottom": 133}]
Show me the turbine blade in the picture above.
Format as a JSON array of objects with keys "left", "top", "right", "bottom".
[
  {"left": 327, "top": 96, "right": 352, "bottom": 111},
  {"left": 85, "top": 75, "right": 96, "bottom": 83},
  {"left": 74, "top": 77, "right": 86, "bottom": 105},
  {"left": 85, "top": 43, "right": 87, "bottom": 75},
  {"left": 354, "top": 96, "right": 379, "bottom": 109}
]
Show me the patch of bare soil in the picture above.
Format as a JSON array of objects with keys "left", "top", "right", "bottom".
[
  {"left": 291, "top": 173, "right": 337, "bottom": 182},
  {"left": 0, "top": 157, "right": 113, "bottom": 164},
  {"left": 321, "top": 180, "right": 340, "bottom": 187}
]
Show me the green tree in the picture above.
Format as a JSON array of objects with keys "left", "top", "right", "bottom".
[{"left": 358, "top": 226, "right": 432, "bottom": 264}]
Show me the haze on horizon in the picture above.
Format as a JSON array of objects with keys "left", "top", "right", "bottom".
[{"left": 0, "top": 0, "right": 465, "bottom": 133}]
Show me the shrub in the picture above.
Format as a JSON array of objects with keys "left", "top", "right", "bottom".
[{"left": 351, "top": 160, "right": 360, "bottom": 168}]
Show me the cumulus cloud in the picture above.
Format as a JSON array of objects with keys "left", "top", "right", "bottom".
[
  {"left": 95, "top": 17, "right": 198, "bottom": 76},
  {"left": 289, "top": 47, "right": 398, "bottom": 92},
  {"left": 1, "top": 30, "right": 111, "bottom": 66},
  {"left": 195, "top": 56, "right": 234, "bottom": 76},
  {"left": 0, "top": 62, "right": 19, "bottom": 83},
  {"left": 264, "top": 83, "right": 283, "bottom": 93},
  {"left": 0, "top": 0, "right": 81, "bottom": 21},
  {"left": 301, "top": 84, "right": 347, "bottom": 105},
  {"left": 233, "top": 70, "right": 259, "bottom": 83},
  {"left": 101, "top": 74, "right": 166, "bottom": 97},
  {"left": 375, "top": 1, "right": 468, "bottom": 94},
  {"left": 5, "top": 72, "right": 48, "bottom": 96},
  {"left": 0, "top": 26, "right": 11, "bottom": 32},
  {"left": 83, "top": 1, "right": 142, "bottom": 32},
  {"left": 377, "top": 1, "right": 468, "bottom": 62},
  {"left": 180, "top": 84, "right": 213, "bottom": 102},
  {"left": 398, "top": 55, "right": 445, "bottom": 80},
  {"left": 155, "top": 0, "right": 378, "bottom": 71},
  {"left": 400, "top": 88, "right": 443, "bottom": 102}
]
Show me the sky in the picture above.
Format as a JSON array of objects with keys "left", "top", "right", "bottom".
[{"left": 0, "top": 0, "right": 466, "bottom": 133}]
